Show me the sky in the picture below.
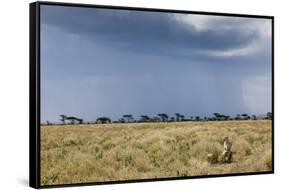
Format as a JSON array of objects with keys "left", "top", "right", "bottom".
[{"left": 40, "top": 5, "right": 272, "bottom": 123}]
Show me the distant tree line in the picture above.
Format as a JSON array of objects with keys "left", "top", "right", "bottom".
[{"left": 43, "top": 112, "right": 272, "bottom": 125}]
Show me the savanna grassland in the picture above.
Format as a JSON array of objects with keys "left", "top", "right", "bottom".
[{"left": 40, "top": 120, "right": 272, "bottom": 185}]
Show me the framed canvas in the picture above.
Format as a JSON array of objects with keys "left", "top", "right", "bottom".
[{"left": 29, "top": 1, "right": 274, "bottom": 188}]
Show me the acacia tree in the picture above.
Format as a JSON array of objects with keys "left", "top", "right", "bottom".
[
  {"left": 77, "top": 119, "right": 83, "bottom": 124},
  {"left": 241, "top": 114, "right": 249, "bottom": 120},
  {"left": 140, "top": 115, "right": 150, "bottom": 122},
  {"left": 175, "top": 113, "right": 181, "bottom": 121},
  {"left": 123, "top": 114, "right": 134, "bottom": 123},
  {"left": 266, "top": 112, "right": 272, "bottom": 120},
  {"left": 59, "top": 115, "right": 67, "bottom": 124},
  {"left": 180, "top": 115, "right": 185, "bottom": 121},
  {"left": 213, "top": 113, "right": 229, "bottom": 120},
  {"left": 158, "top": 113, "right": 169, "bottom": 122},
  {"left": 213, "top": 113, "right": 221, "bottom": 120},
  {"left": 96, "top": 117, "right": 111, "bottom": 124}
]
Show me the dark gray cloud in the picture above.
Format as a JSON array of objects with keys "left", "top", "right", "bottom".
[{"left": 41, "top": 5, "right": 270, "bottom": 59}]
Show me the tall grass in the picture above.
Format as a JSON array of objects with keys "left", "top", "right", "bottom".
[{"left": 41, "top": 120, "right": 272, "bottom": 185}]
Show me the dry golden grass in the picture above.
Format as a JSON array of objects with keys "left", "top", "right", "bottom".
[{"left": 40, "top": 120, "right": 272, "bottom": 185}]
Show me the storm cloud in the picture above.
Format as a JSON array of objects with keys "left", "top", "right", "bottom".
[{"left": 40, "top": 5, "right": 272, "bottom": 122}]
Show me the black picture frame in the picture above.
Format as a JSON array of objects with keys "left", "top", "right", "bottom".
[{"left": 29, "top": 1, "right": 274, "bottom": 189}]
